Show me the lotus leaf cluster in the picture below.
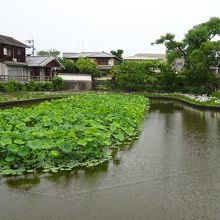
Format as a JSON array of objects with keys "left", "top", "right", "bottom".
[{"left": 0, "top": 93, "right": 148, "bottom": 175}]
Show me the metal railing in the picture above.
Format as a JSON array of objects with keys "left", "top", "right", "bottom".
[{"left": 0, "top": 75, "right": 52, "bottom": 82}]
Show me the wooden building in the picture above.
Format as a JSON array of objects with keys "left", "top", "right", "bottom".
[
  {"left": 0, "top": 34, "right": 28, "bottom": 82},
  {"left": 63, "top": 51, "right": 118, "bottom": 73},
  {"left": 26, "top": 56, "right": 64, "bottom": 81}
]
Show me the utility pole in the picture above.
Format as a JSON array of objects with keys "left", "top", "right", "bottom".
[{"left": 26, "top": 39, "right": 35, "bottom": 56}]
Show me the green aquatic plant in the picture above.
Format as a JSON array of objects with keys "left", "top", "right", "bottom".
[{"left": 0, "top": 93, "right": 149, "bottom": 175}]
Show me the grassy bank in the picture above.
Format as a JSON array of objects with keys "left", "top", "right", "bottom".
[
  {"left": 0, "top": 92, "right": 73, "bottom": 103},
  {"left": 144, "top": 92, "right": 220, "bottom": 107},
  {"left": 1, "top": 90, "right": 220, "bottom": 107}
]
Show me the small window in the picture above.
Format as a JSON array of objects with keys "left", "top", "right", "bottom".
[
  {"left": 3, "top": 47, "right": 11, "bottom": 56},
  {"left": 17, "top": 49, "right": 22, "bottom": 55}
]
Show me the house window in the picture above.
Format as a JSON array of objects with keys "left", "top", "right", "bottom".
[
  {"left": 96, "top": 58, "right": 108, "bottom": 65},
  {"left": 17, "top": 49, "right": 22, "bottom": 55},
  {"left": 3, "top": 47, "right": 11, "bottom": 56},
  {"left": 7, "top": 66, "right": 24, "bottom": 81}
]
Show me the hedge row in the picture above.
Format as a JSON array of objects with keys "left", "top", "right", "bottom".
[{"left": 0, "top": 77, "right": 64, "bottom": 92}]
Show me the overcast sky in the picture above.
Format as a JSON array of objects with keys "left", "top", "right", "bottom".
[{"left": 1, "top": 0, "right": 219, "bottom": 56}]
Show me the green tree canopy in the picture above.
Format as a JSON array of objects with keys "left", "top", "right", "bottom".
[
  {"left": 58, "top": 58, "right": 79, "bottom": 73},
  {"left": 187, "top": 41, "right": 220, "bottom": 86},
  {"left": 37, "top": 49, "right": 60, "bottom": 57},
  {"left": 152, "top": 17, "right": 220, "bottom": 87},
  {"left": 111, "top": 60, "right": 175, "bottom": 90},
  {"left": 75, "top": 57, "right": 102, "bottom": 79},
  {"left": 153, "top": 17, "right": 220, "bottom": 65},
  {"left": 110, "top": 49, "right": 124, "bottom": 62}
]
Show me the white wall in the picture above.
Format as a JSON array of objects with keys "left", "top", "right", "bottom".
[
  {"left": 0, "top": 63, "right": 27, "bottom": 81},
  {"left": 108, "top": 58, "right": 115, "bottom": 66},
  {"left": 0, "top": 63, "right": 7, "bottom": 76}
]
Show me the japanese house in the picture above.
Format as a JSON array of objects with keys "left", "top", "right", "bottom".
[
  {"left": 26, "top": 56, "right": 64, "bottom": 81},
  {"left": 63, "top": 51, "right": 118, "bottom": 72},
  {"left": 0, "top": 34, "right": 29, "bottom": 82}
]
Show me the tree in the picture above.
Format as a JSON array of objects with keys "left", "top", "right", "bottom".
[
  {"left": 58, "top": 58, "right": 79, "bottom": 73},
  {"left": 111, "top": 60, "right": 167, "bottom": 90},
  {"left": 111, "top": 61, "right": 146, "bottom": 90},
  {"left": 187, "top": 41, "right": 220, "bottom": 86},
  {"left": 37, "top": 49, "right": 60, "bottom": 57},
  {"left": 152, "top": 17, "right": 220, "bottom": 87},
  {"left": 110, "top": 49, "right": 124, "bottom": 63},
  {"left": 75, "top": 57, "right": 102, "bottom": 79}
]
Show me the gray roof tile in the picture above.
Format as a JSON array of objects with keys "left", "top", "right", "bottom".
[
  {"left": 63, "top": 51, "right": 117, "bottom": 59},
  {"left": 0, "top": 34, "right": 28, "bottom": 48},
  {"left": 26, "top": 56, "right": 64, "bottom": 68},
  {"left": 125, "top": 53, "right": 166, "bottom": 60}
]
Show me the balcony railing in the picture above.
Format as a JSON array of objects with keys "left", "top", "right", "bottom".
[
  {"left": 97, "top": 65, "right": 113, "bottom": 70},
  {"left": 0, "top": 75, "right": 52, "bottom": 82}
]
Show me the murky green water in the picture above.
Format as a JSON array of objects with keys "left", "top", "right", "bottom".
[{"left": 1, "top": 99, "right": 220, "bottom": 220}]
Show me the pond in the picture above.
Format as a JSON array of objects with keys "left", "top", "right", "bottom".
[{"left": 0, "top": 99, "right": 220, "bottom": 220}]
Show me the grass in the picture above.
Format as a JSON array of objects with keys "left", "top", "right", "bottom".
[
  {"left": 0, "top": 92, "right": 72, "bottom": 103},
  {"left": 144, "top": 92, "right": 220, "bottom": 107}
]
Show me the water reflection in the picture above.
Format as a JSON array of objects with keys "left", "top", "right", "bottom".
[
  {"left": 4, "top": 175, "right": 40, "bottom": 193},
  {"left": 150, "top": 100, "right": 220, "bottom": 161},
  {"left": 3, "top": 163, "right": 110, "bottom": 192}
]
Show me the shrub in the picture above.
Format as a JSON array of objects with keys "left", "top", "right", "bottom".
[
  {"left": 52, "top": 77, "right": 64, "bottom": 90},
  {"left": 6, "top": 80, "right": 24, "bottom": 92},
  {"left": 25, "top": 80, "right": 43, "bottom": 91},
  {"left": 25, "top": 81, "right": 53, "bottom": 91},
  {"left": 41, "top": 82, "right": 54, "bottom": 91},
  {"left": 179, "top": 86, "right": 207, "bottom": 94},
  {"left": 0, "top": 82, "right": 7, "bottom": 92},
  {"left": 75, "top": 57, "right": 102, "bottom": 79},
  {"left": 111, "top": 61, "right": 163, "bottom": 91},
  {"left": 211, "top": 90, "right": 220, "bottom": 98},
  {"left": 25, "top": 80, "right": 38, "bottom": 91},
  {"left": 59, "top": 58, "right": 79, "bottom": 73}
]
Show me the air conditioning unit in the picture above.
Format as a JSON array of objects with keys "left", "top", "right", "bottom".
[{"left": 12, "top": 58, "right": 17, "bottom": 62}]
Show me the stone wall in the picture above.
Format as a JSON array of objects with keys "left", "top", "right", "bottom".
[{"left": 63, "top": 80, "right": 92, "bottom": 91}]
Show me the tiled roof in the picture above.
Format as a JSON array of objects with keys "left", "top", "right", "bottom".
[
  {"left": 26, "top": 56, "right": 64, "bottom": 68},
  {"left": 0, "top": 34, "right": 28, "bottom": 48},
  {"left": 63, "top": 51, "right": 117, "bottom": 59},
  {"left": 125, "top": 53, "right": 166, "bottom": 60}
]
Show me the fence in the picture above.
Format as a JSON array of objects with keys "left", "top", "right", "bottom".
[{"left": 0, "top": 75, "right": 52, "bottom": 82}]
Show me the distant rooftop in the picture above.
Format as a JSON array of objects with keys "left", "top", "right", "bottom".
[
  {"left": 0, "top": 34, "right": 28, "bottom": 48},
  {"left": 63, "top": 51, "right": 117, "bottom": 59},
  {"left": 124, "top": 53, "right": 166, "bottom": 60},
  {"left": 26, "top": 56, "right": 64, "bottom": 68}
]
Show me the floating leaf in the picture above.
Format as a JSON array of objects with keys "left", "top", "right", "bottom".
[
  {"left": 14, "top": 139, "right": 25, "bottom": 145},
  {"left": 51, "top": 150, "right": 59, "bottom": 158},
  {"left": 61, "top": 144, "right": 72, "bottom": 153},
  {"left": 78, "top": 139, "right": 87, "bottom": 146},
  {"left": 1, "top": 138, "right": 12, "bottom": 147},
  {"left": 5, "top": 156, "right": 16, "bottom": 162}
]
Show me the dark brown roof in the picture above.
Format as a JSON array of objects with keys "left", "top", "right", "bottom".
[{"left": 0, "top": 34, "right": 29, "bottom": 48}]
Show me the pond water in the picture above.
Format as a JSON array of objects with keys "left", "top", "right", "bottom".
[{"left": 1, "top": 99, "right": 220, "bottom": 220}]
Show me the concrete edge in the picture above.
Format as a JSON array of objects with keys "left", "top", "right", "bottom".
[{"left": 147, "top": 96, "right": 220, "bottom": 111}]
